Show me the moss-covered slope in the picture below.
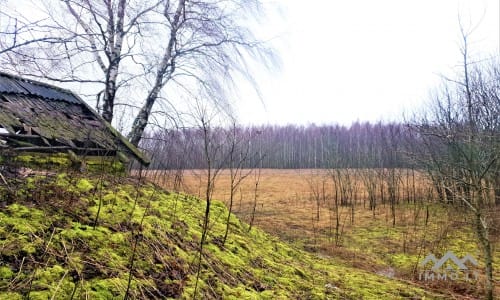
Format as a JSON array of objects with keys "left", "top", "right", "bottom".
[{"left": 0, "top": 174, "right": 447, "bottom": 299}]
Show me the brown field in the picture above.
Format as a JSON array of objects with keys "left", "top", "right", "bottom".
[
  {"left": 145, "top": 168, "right": 500, "bottom": 298},
  {"left": 147, "top": 168, "right": 434, "bottom": 242}
]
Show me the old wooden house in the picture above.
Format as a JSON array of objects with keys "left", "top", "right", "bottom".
[{"left": 0, "top": 72, "right": 150, "bottom": 169}]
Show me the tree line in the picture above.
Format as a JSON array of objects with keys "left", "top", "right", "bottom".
[{"left": 142, "top": 121, "right": 416, "bottom": 170}]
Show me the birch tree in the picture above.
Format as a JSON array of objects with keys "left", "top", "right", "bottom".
[{"left": 0, "top": 0, "right": 276, "bottom": 146}]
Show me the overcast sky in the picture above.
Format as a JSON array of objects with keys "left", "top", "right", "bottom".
[{"left": 235, "top": 0, "right": 500, "bottom": 126}]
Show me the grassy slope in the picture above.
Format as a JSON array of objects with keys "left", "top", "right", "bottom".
[
  {"left": 174, "top": 169, "right": 499, "bottom": 299},
  {"left": 0, "top": 173, "right": 449, "bottom": 299}
]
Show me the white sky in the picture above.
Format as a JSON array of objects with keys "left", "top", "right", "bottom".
[
  {"left": 3, "top": 0, "right": 499, "bottom": 128},
  {"left": 235, "top": 0, "right": 500, "bottom": 126}
]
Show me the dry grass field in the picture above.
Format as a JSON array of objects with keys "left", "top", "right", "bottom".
[
  {"left": 146, "top": 168, "right": 500, "bottom": 298},
  {"left": 148, "top": 168, "right": 434, "bottom": 242}
]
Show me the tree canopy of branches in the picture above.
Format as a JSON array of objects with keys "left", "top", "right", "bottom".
[
  {"left": 409, "top": 51, "right": 499, "bottom": 299},
  {"left": 0, "top": 0, "right": 276, "bottom": 146}
]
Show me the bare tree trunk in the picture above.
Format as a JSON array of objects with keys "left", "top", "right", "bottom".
[
  {"left": 494, "top": 173, "right": 500, "bottom": 206},
  {"left": 474, "top": 210, "right": 493, "bottom": 300},
  {"left": 248, "top": 166, "right": 261, "bottom": 232},
  {"left": 128, "top": 1, "right": 186, "bottom": 146},
  {"left": 193, "top": 113, "right": 222, "bottom": 298},
  {"left": 223, "top": 124, "right": 251, "bottom": 246}
]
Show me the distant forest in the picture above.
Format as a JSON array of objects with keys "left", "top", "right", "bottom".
[{"left": 142, "top": 122, "right": 415, "bottom": 170}]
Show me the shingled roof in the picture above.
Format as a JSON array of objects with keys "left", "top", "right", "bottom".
[{"left": 0, "top": 72, "right": 150, "bottom": 166}]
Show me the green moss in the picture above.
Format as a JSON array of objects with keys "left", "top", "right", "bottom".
[
  {"left": 390, "top": 253, "right": 418, "bottom": 270},
  {"left": 0, "top": 267, "right": 13, "bottom": 280},
  {"left": 85, "top": 157, "right": 125, "bottom": 173},
  {"left": 35, "top": 265, "right": 66, "bottom": 286},
  {"left": 85, "top": 278, "right": 128, "bottom": 299},
  {"left": 1, "top": 204, "right": 48, "bottom": 235},
  {"left": 25, "top": 177, "right": 37, "bottom": 189},
  {"left": 3, "top": 153, "right": 126, "bottom": 174},
  {"left": 60, "top": 223, "right": 110, "bottom": 241},
  {"left": 14, "top": 153, "right": 72, "bottom": 168},
  {"left": 76, "top": 178, "right": 94, "bottom": 193},
  {"left": 0, "top": 292, "right": 23, "bottom": 300},
  {"left": 0, "top": 175, "right": 454, "bottom": 300}
]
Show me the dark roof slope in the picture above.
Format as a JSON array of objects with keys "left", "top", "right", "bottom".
[
  {"left": 0, "top": 74, "right": 80, "bottom": 104},
  {"left": 0, "top": 72, "right": 150, "bottom": 166}
]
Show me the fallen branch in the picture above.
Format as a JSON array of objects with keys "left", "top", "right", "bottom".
[{"left": 0, "top": 170, "right": 12, "bottom": 191}]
